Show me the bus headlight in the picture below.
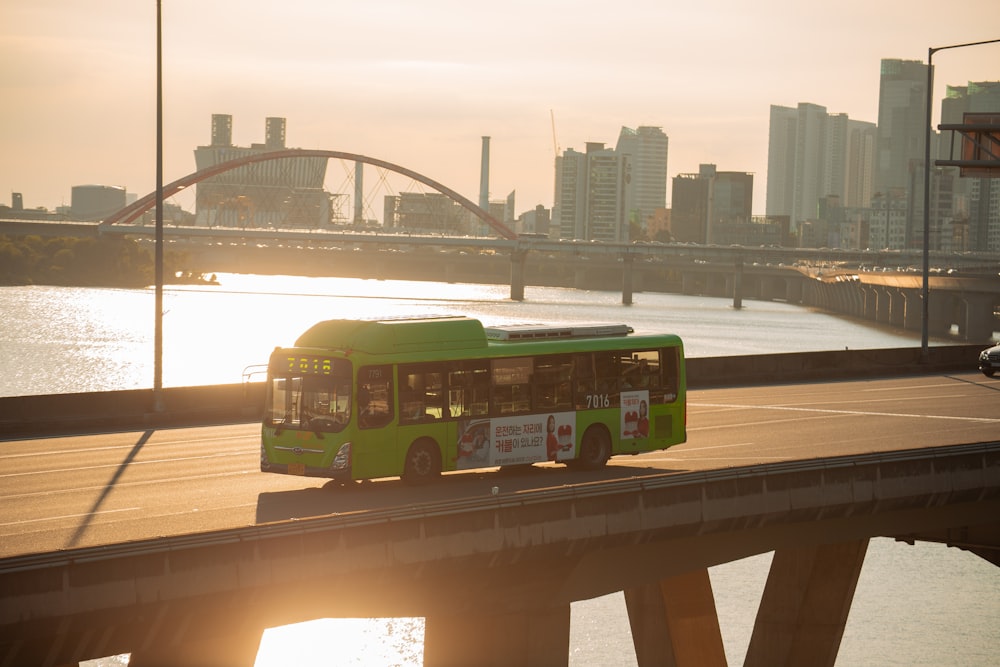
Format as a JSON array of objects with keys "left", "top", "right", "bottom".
[{"left": 331, "top": 442, "right": 351, "bottom": 470}]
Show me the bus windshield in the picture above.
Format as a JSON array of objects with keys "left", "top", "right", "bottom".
[{"left": 267, "top": 354, "right": 352, "bottom": 433}]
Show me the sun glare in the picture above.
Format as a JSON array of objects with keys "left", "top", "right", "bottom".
[{"left": 255, "top": 618, "right": 423, "bottom": 666}]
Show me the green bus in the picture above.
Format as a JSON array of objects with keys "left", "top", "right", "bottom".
[{"left": 260, "top": 316, "right": 686, "bottom": 483}]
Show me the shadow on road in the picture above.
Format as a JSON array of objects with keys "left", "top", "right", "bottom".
[
  {"left": 255, "top": 461, "right": 679, "bottom": 524},
  {"left": 67, "top": 429, "right": 155, "bottom": 548}
]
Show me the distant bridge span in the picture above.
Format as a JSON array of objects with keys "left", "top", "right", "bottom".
[{"left": 98, "top": 148, "right": 518, "bottom": 240}]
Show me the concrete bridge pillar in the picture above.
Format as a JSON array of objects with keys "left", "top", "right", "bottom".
[
  {"left": 875, "top": 286, "right": 891, "bottom": 324},
  {"left": 888, "top": 289, "right": 905, "bottom": 328},
  {"left": 424, "top": 604, "right": 570, "bottom": 666},
  {"left": 847, "top": 284, "right": 864, "bottom": 317},
  {"left": 961, "top": 294, "right": 998, "bottom": 343},
  {"left": 927, "top": 291, "right": 953, "bottom": 337},
  {"left": 622, "top": 255, "right": 634, "bottom": 305},
  {"left": 624, "top": 568, "right": 727, "bottom": 667},
  {"left": 903, "top": 289, "right": 922, "bottom": 332},
  {"left": 785, "top": 278, "right": 803, "bottom": 304},
  {"left": 745, "top": 539, "right": 868, "bottom": 667},
  {"left": 732, "top": 258, "right": 743, "bottom": 310},
  {"left": 509, "top": 250, "right": 526, "bottom": 301},
  {"left": 862, "top": 285, "right": 878, "bottom": 320},
  {"left": 127, "top": 614, "right": 264, "bottom": 667}
]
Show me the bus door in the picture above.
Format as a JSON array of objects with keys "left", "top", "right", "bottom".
[
  {"left": 353, "top": 364, "right": 394, "bottom": 479},
  {"left": 398, "top": 364, "right": 452, "bottom": 472},
  {"left": 447, "top": 361, "right": 491, "bottom": 471}
]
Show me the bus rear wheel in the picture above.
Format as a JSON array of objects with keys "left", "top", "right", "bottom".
[
  {"left": 574, "top": 425, "right": 611, "bottom": 470},
  {"left": 403, "top": 439, "right": 441, "bottom": 484}
]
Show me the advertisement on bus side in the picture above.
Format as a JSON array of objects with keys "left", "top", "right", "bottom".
[
  {"left": 456, "top": 412, "right": 576, "bottom": 469},
  {"left": 621, "top": 390, "right": 650, "bottom": 439}
]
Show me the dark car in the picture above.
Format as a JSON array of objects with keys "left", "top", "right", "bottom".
[{"left": 979, "top": 343, "right": 1000, "bottom": 377}]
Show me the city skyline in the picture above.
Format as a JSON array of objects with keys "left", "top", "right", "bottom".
[{"left": 1, "top": 1, "right": 998, "bottom": 219}]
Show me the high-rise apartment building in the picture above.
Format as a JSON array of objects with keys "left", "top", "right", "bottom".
[
  {"left": 766, "top": 103, "right": 875, "bottom": 234},
  {"left": 553, "top": 142, "right": 631, "bottom": 242},
  {"left": 553, "top": 148, "right": 587, "bottom": 240},
  {"left": 193, "top": 115, "right": 330, "bottom": 228},
  {"left": 615, "top": 126, "right": 668, "bottom": 229}
]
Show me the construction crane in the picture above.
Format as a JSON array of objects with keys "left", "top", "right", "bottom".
[{"left": 550, "top": 109, "right": 560, "bottom": 158}]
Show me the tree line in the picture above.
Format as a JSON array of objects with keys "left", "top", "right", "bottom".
[{"left": 0, "top": 235, "right": 206, "bottom": 287}]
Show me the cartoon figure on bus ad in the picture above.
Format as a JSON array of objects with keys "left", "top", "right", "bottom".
[
  {"left": 456, "top": 419, "right": 491, "bottom": 469},
  {"left": 621, "top": 390, "right": 649, "bottom": 439},
  {"left": 546, "top": 413, "right": 575, "bottom": 462}
]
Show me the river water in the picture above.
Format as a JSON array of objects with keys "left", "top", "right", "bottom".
[{"left": 2, "top": 275, "right": 996, "bottom": 666}]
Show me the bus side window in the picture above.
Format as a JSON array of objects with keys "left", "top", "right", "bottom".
[
  {"left": 623, "top": 350, "right": 660, "bottom": 391},
  {"left": 491, "top": 357, "right": 532, "bottom": 416},
  {"left": 533, "top": 355, "right": 573, "bottom": 411},
  {"left": 358, "top": 365, "right": 393, "bottom": 429},
  {"left": 593, "top": 351, "right": 621, "bottom": 405},
  {"left": 660, "top": 347, "right": 679, "bottom": 403},
  {"left": 399, "top": 364, "right": 445, "bottom": 422},
  {"left": 573, "top": 353, "right": 595, "bottom": 409},
  {"left": 448, "top": 361, "right": 490, "bottom": 418}
]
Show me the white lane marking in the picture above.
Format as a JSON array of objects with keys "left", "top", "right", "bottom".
[
  {"left": 690, "top": 402, "right": 1000, "bottom": 423},
  {"left": 0, "top": 449, "right": 254, "bottom": 479},
  {"left": 0, "top": 469, "right": 256, "bottom": 502},
  {"left": 0, "top": 507, "right": 141, "bottom": 528},
  {"left": 0, "top": 435, "right": 254, "bottom": 460}
]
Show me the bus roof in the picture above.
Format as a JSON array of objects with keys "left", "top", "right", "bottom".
[
  {"left": 291, "top": 316, "right": 678, "bottom": 357},
  {"left": 484, "top": 322, "right": 633, "bottom": 341},
  {"left": 294, "top": 316, "right": 489, "bottom": 354}
]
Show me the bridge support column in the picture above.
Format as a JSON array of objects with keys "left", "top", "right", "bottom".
[
  {"left": 927, "top": 291, "right": 952, "bottom": 337},
  {"left": 423, "top": 604, "right": 570, "bottom": 667},
  {"left": 509, "top": 250, "right": 526, "bottom": 301},
  {"left": 962, "top": 294, "right": 998, "bottom": 343},
  {"left": 732, "top": 258, "right": 743, "bottom": 310},
  {"left": 745, "top": 539, "right": 868, "bottom": 667},
  {"left": 622, "top": 255, "right": 634, "bottom": 305},
  {"left": 903, "top": 289, "right": 922, "bottom": 332},
  {"left": 624, "top": 568, "right": 726, "bottom": 667},
  {"left": 127, "top": 614, "right": 264, "bottom": 667}
]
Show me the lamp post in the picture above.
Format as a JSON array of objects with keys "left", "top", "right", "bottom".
[
  {"left": 153, "top": 0, "right": 165, "bottom": 411},
  {"left": 922, "top": 38, "right": 1000, "bottom": 361}
]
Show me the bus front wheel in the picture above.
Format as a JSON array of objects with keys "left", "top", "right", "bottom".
[
  {"left": 574, "top": 425, "right": 611, "bottom": 470},
  {"left": 403, "top": 439, "right": 441, "bottom": 484}
]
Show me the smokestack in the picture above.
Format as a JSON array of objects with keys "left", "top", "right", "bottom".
[
  {"left": 479, "top": 136, "right": 490, "bottom": 211},
  {"left": 354, "top": 161, "right": 363, "bottom": 224}
]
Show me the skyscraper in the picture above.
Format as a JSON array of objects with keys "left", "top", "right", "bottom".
[
  {"left": 615, "top": 126, "right": 668, "bottom": 229},
  {"left": 766, "top": 103, "right": 875, "bottom": 233},
  {"left": 874, "top": 59, "right": 929, "bottom": 197},
  {"left": 940, "top": 81, "right": 1000, "bottom": 251}
]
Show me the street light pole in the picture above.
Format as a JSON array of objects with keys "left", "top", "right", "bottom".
[
  {"left": 921, "top": 37, "right": 1000, "bottom": 362},
  {"left": 153, "top": 0, "right": 165, "bottom": 411}
]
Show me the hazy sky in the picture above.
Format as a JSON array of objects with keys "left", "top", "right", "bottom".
[{"left": 1, "top": 1, "right": 997, "bottom": 218}]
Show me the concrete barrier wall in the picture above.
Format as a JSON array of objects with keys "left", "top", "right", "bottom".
[
  {"left": 0, "top": 345, "right": 984, "bottom": 438},
  {"left": 685, "top": 344, "right": 984, "bottom": 389}
]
